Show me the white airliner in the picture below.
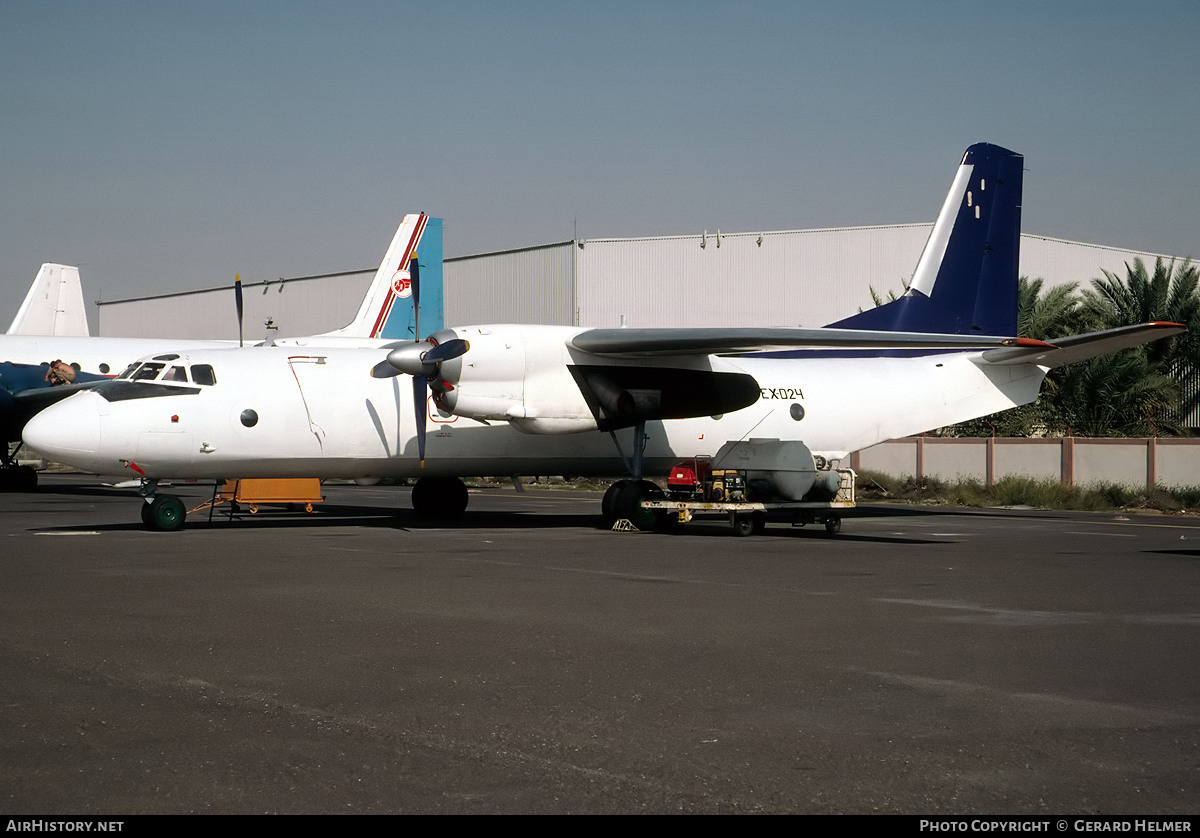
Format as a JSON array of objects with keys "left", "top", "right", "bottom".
[
  {"left": 22, "top": 144, "right": 1184, "bottom": 530},
  {"left": 1, "top": 214, "right": 433, "bottom": 489},
  {"left": 1, "top": 213, "right": 432, "bottom": 374}
]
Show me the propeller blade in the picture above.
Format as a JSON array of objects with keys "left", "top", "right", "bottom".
[
  {"left": 413, "top": 374, "right": 427, "bottom": 466},
  {"left": 370, "top": 359, "right": 404, "bottom": 378},
  {"left": 411, "top": 256, "right": 421, "bottom": 340},
  {"left": 423, "top": 338, "right": 470, "bottom": 364},
  {"left": 235, "top": 274, "right": 244, "bottom": 348}
]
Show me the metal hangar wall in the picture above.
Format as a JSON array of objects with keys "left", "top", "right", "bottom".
[{"left": 96, "top": 225, "right": 1182, "bottom": 338}]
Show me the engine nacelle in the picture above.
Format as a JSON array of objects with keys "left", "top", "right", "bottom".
[
  {"left": 425, "top": 324, "right": 762, "bottom": 434},
  {"left": 430, "top": 325, "right": 598, "bottom": 430}
]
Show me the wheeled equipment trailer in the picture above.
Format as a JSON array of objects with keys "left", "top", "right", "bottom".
[{"left": 639, "top": 469, "right": 856, "bottom": 536}]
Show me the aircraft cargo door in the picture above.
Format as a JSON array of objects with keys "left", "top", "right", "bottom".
[{"left": 287, "top": 355, "right": 336, "bottom": 453}]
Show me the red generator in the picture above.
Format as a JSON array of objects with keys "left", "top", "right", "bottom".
[{"left": 667, "top": 457, "right": 711, "bottom": 500}]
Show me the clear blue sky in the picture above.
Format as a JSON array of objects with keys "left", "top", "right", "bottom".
[{"left": 2, "top": 0, "right": 1197, "bottom": 322}]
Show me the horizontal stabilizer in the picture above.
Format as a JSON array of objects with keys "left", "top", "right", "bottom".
[
  {"left": 979, "top": 322, "right": 1185, "bottom": 367},
  {"left": 571, "top": 327, "right": 1050, "bottom": 357}
]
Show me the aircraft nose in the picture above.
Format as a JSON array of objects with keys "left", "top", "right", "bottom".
[{"left": 23, "top": 392, "right": 103, "bottom": 467}]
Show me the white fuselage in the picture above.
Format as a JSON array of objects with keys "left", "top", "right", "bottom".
[{"left": 22, "top": 325, "right": 1049, "bottom": 481}]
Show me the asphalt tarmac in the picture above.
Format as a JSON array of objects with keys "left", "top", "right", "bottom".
[{"left": 1, "top": 475, "right": 1198, "bottom": 814}]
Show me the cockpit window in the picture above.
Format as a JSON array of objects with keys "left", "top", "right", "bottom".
[
  {"left": 113, "top": 360, "right": 216, "bottom": 386},
  {"left": 190, "top": 364, "right": 217, "bottom": 386},
  {"left": 131, "top": 362, "right": 165, "bottom": 381},
  {"left": 95, "top": 381, "right": 201, "bottom": 402}
]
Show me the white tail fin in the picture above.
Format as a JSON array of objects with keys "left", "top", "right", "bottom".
[
  {"left": 325, "top": 214, "right": 429, "bottom": 339},
  {"left": 6, "top": 264, "right": 90, "bottom": 336}
]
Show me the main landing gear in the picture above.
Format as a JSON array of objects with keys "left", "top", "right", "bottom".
[
  {"left": 600, "top": 419, "right": 668, "bottom": 529},
  {"left": 410, "top": 475, "right": 469, "bottom": 520},
  {"left": 601, "top": 479, "right": 665, "bottom": 530}
]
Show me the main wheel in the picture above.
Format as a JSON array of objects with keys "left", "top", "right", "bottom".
[
  {"left": 613, "top": 480, "right": 662, "bottom": 530},
  {"left": 146, "top": 494, "right": 186, "bottom": 532},
  {"left": 601, "top": 480, "right": 631, "bottom": 525},
  {"left": 824, "top": 516, "right": 842, "bottom": 535},
  {"left": 411, "top": 476, "right": 469, "bottom": 519}
]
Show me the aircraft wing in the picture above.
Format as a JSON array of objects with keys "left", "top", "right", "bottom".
[
  {"left": 978, "top": 322, "right": 1186, "bottom": 367},
  {"left": 2, "top": 379, "right": 104, "bottom": 441},
  {"left": 569, "top": 327, "right": 1051, "bottom": 357},
  {"left": 10, "top": 380, "right": 101, "bottom": 413}
]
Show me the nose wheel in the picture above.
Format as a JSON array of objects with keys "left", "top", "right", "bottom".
[{"left": 139, "top": 480, "right": 186, "bottom": 531}]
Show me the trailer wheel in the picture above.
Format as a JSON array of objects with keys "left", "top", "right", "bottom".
[
  {"left": 824, "top": 516, "right": 842, "bottom": 535},
  {"left": 751, "top": 512, "right": 767, "bottom": 534},
  {"left": 732, "top": 513, "right": 755, "bottom": 537}
]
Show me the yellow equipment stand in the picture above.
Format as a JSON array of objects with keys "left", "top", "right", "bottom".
[{"left": 212, "top": 478, "right": 324, "bottom": 514}]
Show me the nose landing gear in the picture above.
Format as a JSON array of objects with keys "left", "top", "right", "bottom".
[{"left": 139, "top": 479, "right": 186, "bottom": 532}]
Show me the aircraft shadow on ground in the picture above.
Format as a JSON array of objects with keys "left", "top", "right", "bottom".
[
  {"left": 23, "top": 504, "right": 950, "bottom": 542},
  {"left": 1146, "top": 548, "right": 1200, "bottom": 560},
  {"left": 25, "top": 483, "right": 967, "bottom": 541}
]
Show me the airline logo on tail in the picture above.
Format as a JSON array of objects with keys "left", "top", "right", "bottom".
[
  {"left": 369, "top": 213, "right": 429, "bottom": 338},
  {"left": 392, "top": 269, "right": 413, "bottom": 299}
]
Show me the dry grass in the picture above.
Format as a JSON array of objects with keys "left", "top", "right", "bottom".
[{"left": 857, "top": 470, "right": 1200, "bottom": 514}]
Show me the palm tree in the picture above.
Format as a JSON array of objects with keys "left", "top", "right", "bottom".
[
  {"left": 946, "top": 277, "right": 1085, "bottom": 436},
  {"left": 1082, "top": 257, "right": 1200, "bottom": 425},
  {"left": 946, "top": 274, "right": 1184, "bottom": 437},
  {"left": 879, "top": 268, "right": 1195, "bottom": 437},
  {"left": 1018, "top": 277, "right": 1089, "bottom": 340},
  {"left": 1050, "top": 351, "right": 1180, "bottom": 437}
]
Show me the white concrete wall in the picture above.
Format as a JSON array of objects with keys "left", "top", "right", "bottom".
[{"left": 855, "top": 437, "right": 1200, "bottom": 489}]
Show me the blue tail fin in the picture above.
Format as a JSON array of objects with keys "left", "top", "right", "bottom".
[{"left": 829, "top": 142, "right": 1023, "bottom": 336}]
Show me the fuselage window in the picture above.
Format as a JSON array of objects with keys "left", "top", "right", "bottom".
[
  {"left": 162, "top": 365, "right": 188, "bottom": 383},
  {"left": 190, "top": 365, "right": 217, "bottom": 386}
]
